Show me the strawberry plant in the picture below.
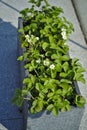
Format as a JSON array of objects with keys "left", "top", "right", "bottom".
[{"left": 12, "top": 0, "right": 86, "bottom": 116}]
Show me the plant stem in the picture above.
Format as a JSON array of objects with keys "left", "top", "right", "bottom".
[
  {"left": 34, "top": 69, "right": 39, "bottom": 76},
  {"left": 24, "top": 97, "right": 31, "bottom": 100}
]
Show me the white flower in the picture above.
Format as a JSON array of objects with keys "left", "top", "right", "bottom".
[
  {"left": 61, "top": 32, "right": 67, "bottom": 40},
  {"left": 25, "top": 34, "right": 29, "bottom": 39},
  {"left": 43, "top": 59, "right": 50, "bottom": 66},
  {"left": 27, "top": 39, "right": 31, "bottom": 43},
  {"left": 25, "top": 35, "right": 31, "bottom": 43},
  {"left": 36, "top": 37, "right": 39, "bottom": 40},
  {"left": 50, "top": 64, "right": 55, "bottom": 70},
  {"left": 61, "top": 28, "right": 66, "bottom": 32},
  {"left": 61, "top": 28, "right": 67, "bottom": 40},
  {"left": 36, "top": 59, "right": 41, "bottom": 63}
]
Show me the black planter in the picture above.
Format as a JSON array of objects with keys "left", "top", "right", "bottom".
[{"left": 18, "top": 17, "right": 84, "bottom": 130}]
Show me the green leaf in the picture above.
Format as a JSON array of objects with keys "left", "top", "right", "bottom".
[
  {"left": 75, "top": 95, "right": 86, "bottom": 108},
  {"left": 14, "top": 88, "right": 22, "bottom": 97},
  {"left": 39, "top": 93, "right": 44, "bottom": 98},
  {"left": 22, "top": 89, "right": 28, "bottom": 96},
  {"left": 51, "top": 54, "right": 58, "bottom": 59},
  {"left": 60, "top": 72, "right": 68, "bottom": 78},
  {"left": 23, "top": 78, "right": 30, "bottom": 84},
  {"left": 42, "top": 42, "right": 49, "bottom": 50},
  {"left": 61, "top": 55, "right": 70, "bottom": 61},
  {"left": 62, "top": 62, "right": 69, "bottom": 72},
  {"left": 14, "top": 97, "right": 23, "bottom": 107},
  {"left": 62, "top": 100, "right": 70, "bottom": 111},
  {"left": 30, "top": 74, "right": 36, "bottom": 84},
  {"left": 71, "top": 58, "right": 79, "bottom": 66},
  {"left": 51, "top": 70, "right": 57, "bottom": 78},
  {"left": 29, "top": 66, "right": 34, "bottom": 72},
  {"left": 35, "top": 0, "right": 44, "bottom": 7},
  {"left": 77, "top": 68, "right": 86, "bottom": 73},
  {"left": 11, "top": 88, "right": 23, "bottom": 107},
  {"left": 20, "top": 8, "right": 29, "bottom": 15},
  {"left": 74, "top": 73, "right": 85, "bottom": 83},
  {"left": 60, "top": 79, "right": 72, "bottom": 84},
  {"left": 30, "top": 23, "right": 38, "bottom": 30},
  {"left": 31, "top": 99, "right": 44, "bottom": 113},
  {"left": 45, "top": 51, "right": 52, "bottom": 57},
  {"left": 35, "top": 99, "right": 44, "bottom": 112},
  {"left": 49, "top": 35, "right": 55, "bottom": 43},
  {"left": 50, "top": 43, "right": 57, "bottom": 49},
  {"left": 57, "top": 46, "right": 68, "bottom": 54},
  {"left": 17, "top": 56, "right": 23, "bottom": 61},
  {"left": 18, "top": 28, "right": 24, "bottom": 33},
  {"left": 24, "top": 64, "right": 30, "bottom": 69},
  {"left": 52, "top": 107, "right": 59, "bottom": 116},
  {"left": 56, "top": 63, "right": 62, "bottom": 72},
  {"left": 23, "top": 52, "right": 29, "bottom": 59},
  {"left": 30, "top": 107, "right": 35, "bottom": 114},
  {"left": 11, "top": 96, "right": 18, "bottom": 105},
  {"left": 47, "top": 92, "right": 54, "bottom": 98},
  {"left": 78, "top": 77, "right": 86, "bottom": 84},
  {"left": 42, "top": 88, "right": 48, "bottom": 93},
  {"left": 11, "top": 97, "right": 23, "bottom": 107},
  {"left": 47, "top": 104, "right": 54, "bottom": 111},
  {"left": 24, "top": 26, "right": 30, "bottom": 32},
  {"left": 36, "top": 83, "right": 42, "bottom": 91}
]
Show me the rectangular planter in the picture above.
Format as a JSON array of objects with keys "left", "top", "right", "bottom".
[{"left": 18, "top": 17, "right": 84, "bottom": 130}]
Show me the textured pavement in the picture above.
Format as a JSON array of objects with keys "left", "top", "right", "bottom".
[
  {"left": 0, "top": 0, "right": 87, "bottom": 130},
  {"left": 72, "top": 0, "right": 87, "bottom": 41}
]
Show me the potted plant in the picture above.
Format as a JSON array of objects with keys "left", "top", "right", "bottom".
[{"left": 12, "top": 0, "right": 86, "bottom": 130}]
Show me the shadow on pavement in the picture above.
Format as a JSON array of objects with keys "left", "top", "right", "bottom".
[{"left": 0, "top": 18, "right": 23, "bottom": 130}]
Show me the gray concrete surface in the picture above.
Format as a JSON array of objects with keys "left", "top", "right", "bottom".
[
  {"left": 0, "top": 0, "right": 87, "bottom": 130},
  {"left": 27, "top": 108, "right": 84, "bottom": 130},
  {"left": 72, "top": 0, "right": 87, "bottom": 41},
  {"left": 0, "top": 123, "right": 7, "bottom": 130}
]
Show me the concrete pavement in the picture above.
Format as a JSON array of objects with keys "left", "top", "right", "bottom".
[
  {"left": 72, "top": 0, "right": 87, "bottom": 42},
  {"left": 0, "top": 0, "right": 87, "bottom": 130}
]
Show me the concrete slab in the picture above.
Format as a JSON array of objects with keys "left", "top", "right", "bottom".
[
  {"left": 0, "top": 0, "right": 30, "bottom": 27},
  {"left": 0, "top": 123, "right": 7, "bottom": 130},
  {"left": 72, "top": 0, "right": 87, "bottom": 41}
]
